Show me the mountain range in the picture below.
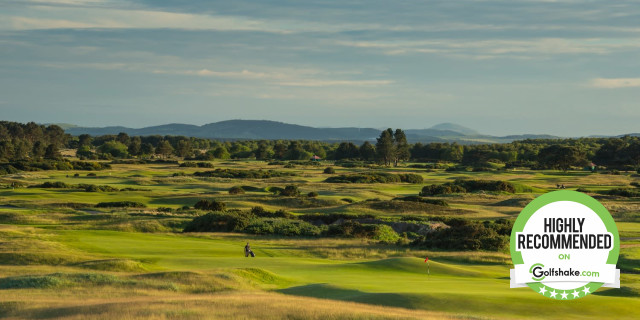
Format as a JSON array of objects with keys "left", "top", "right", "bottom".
[{"left": 60, "top": 120, "right": 568, "bottom": 144}]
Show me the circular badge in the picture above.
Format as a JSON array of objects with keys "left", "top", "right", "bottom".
[{"left": 510, "top": 190, "right": 620, "bottom": 300}]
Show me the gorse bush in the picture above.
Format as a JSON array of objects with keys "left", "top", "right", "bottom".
[
  {"left": 194, "top": 199, "right": 226, "bottom": 211},
  {"left": 250, "top": 206, "right": 295, "bottom": 219},
  {"left": 95, "top": 201, "right": 146, "bottom": 208},
  {"left": 606, "top": 188, "right": 640, "bottom": 198},
  {"left": 323, "top": 167, "right": 335, "bottom": 174},
  {"left": 326, "top": 221, "right": 400, "bottom": 243},
  {"left": 244, "top": 218, "right": 324, "bottom": 236},
  {"left": 410, "top": 218, "right": 512, "bottom": 251},
  {"left": 179, "top": 162, "right": 214, "bottom": 168},
  {"left": 183, "top": 211, "right": 254, "bottom": 232},
  {"left": 194, "top": 169, "right": 295, "bottom": 179},
  {"left": 228, "top": 186, "right": 245, "bottom": 195},
  {"left": 325, "top": 172, "right": 422, "bottom": 184},
  {"left": 420, "top": 179, "right": 515, "bottom": 195},
  {"left": 393, "top": 195, "right": 448, "bottom": 206},
  {"left": 281, "top": 185, "right": 300, "bottom": 197}
]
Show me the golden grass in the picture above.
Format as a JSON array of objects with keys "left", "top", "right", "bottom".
[{"left": 1, "top": 291, "right": 472, "bottom": 320}]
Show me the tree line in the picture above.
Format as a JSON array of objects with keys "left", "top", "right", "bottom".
[{"left": 1, "top": 121, "right": 640, "bottom": 171}]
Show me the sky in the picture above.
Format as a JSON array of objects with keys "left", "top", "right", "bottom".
[{"left": 0, "top": 0, "right": 639, "bottom": 136}]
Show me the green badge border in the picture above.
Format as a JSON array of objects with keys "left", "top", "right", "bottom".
[{"left": 510, "top": 190, "right": 619, "bottom": 300}]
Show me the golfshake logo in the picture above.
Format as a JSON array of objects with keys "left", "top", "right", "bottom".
[{"left": 510, "top": 191, "right": 620, "bottom": 300}]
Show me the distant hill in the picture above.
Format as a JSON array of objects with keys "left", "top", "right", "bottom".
[
  {"left": 428, "top": 123, "right": 478, "bottom": 135},
  {"left": 63, "top": 120, "right": 566, "bottom": 144}
]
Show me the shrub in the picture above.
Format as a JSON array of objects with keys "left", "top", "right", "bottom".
[
  {"left": 281, "top": 185, "right": 300, "bottom": 197},
  {"left": 307, "top": 191, "right": 319, "bottom": 198},
  {"left": 180, "top": 162, "right": 214, "bottom": 168},
  {"left": 341, "top": 198, "right": 355, "bottom": 203},
  {"left": 394, "top": 195, "right": 448, "bottom": 206},
  {"left": 228, "top": 186, "right": 245, "bottom": 195},
  {"left": 87, "top": 173, "right": 97, "bottom": 177},
  {"left": 250, "top": 206, "right": 295, "bottom": 219},
  {"left": 420, "top": 184, "right": 466, "bottom": 196},
  {"left": 244, "top": 218, "right": 323, "bottom": 236},
  {"left": 194, "top": 199, "right": 226, "bottom": 211},
  {"left": 38, "top": 181, "right": 71, "bottom": 188},
  {"left": 265, "top": 186, "right": 284, "bottom": 195},
  {"left": 95, "top": 201, "right": 146, "bottom": 208},
  {"left": 323, "top": 167, "right": 335, "bottom": 174},
  {"left": 606, "top": 188, "right": 640, "bottom": 198},
  {"left": 420, "top": 179, "right": 515, "bottom": 195},
  {"left": 183, "top": 211, "right": 255, "bottom": 232},
  {"left": 410, "top": 219, "right": 510, "bottom": 251},
  {"left": 194, "top": 169, "right": 295, "bottom": 179},
  {"left": 326, "top": 221, "right": 399, "bottom": 243},
  {"left": 397, "top": 173, "right": 424, "bottom": 184}
]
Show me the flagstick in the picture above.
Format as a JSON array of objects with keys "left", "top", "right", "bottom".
[{"left": 428, "top": 260, "right": 430, "bottom": 279}]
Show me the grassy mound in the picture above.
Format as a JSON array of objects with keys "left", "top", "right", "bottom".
[{"left": 74, "top": 259, "right": 149, "bottom": 272}]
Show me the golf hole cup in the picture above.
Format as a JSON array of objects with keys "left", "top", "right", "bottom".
[{"left": 510, "top": 191, "right": 620, "bottom": 300}]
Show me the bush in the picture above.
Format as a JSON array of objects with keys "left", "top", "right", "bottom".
[
  {"left": 606, "top": 188, "right": 640, "bottom": 198},
  {"left": 194, "top": 169, "right": 295, "bottom": 179},
  {"left": 194, "top": 199, "right": 226, "bottom": 211},
  {"left": 250, "top": 206, "right": 295, "bottom": 219},
  {"left": 307, "top": 191, "right": 319, "bottom": 198},
  {"left": 38, "top": 181, "right": 71, "bottom": 188},
  {"left": 183, "top": 211, "right": 255, "bottom": 232},
  {"left": 393, "top": 195, "right": 448, "bottom": 206},
  {"left": 244, "top": 218, "right": 323, "bottom": 236},
  {"left": 397, "top": 173, "right": 423, "bottom": 184},
  {"left": 180, "top": 162, "right": 214, "bottom": 168},
  {"left": 420, "top": 184, "right": 466, "bottom": 196},
  {"left": 281, "top": 185, "right": 300, "bottom": 197},
  {"left": 228, "top": 186, "right": 245, "bottom": 195},
  {"left": 420, "top": 179, "right": 515, "bottom": 195},
  {"left": 325, "top": 172, "right": 421, "bottom": 184},
  {"left": 410, "top": 218, "right": 511, "bottom": 251},
  {"left": 323, "top": 167, "right": 335, "bottom": 174},
  {"left": 82, "top": 184, "right": 119, "bottom": 192},
  {"left": 95, "top": 201, "right": 146, "bottom": 208},
  {"left": 326, "top": 221, "right": 400, "bottom": 243}
]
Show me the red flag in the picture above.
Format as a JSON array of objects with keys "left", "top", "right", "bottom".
[{"left": 424, "top": 257, "right": 429, "bottom": 262}]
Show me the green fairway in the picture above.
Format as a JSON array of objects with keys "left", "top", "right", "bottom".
[{"left": 1, "top": 161, "right": 639, "bottom": 319}]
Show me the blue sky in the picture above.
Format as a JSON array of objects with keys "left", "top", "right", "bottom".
[{"left": 1, "top": 0, "right": 639, "bottom": 136}]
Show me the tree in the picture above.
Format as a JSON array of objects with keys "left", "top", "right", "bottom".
[
  {"left": 175, "top": 140, "right": 192, "bottom": 158},
  {"left": 116, "top": 132, "right": 130, "bottom": 145},
  {"left": 155, "top": 140, "right": 174, "bottom": 158},
  {"left": 212, "top": 146, "right": 230, "bottom": 159},
  {"left": 334, "top": 142, "right": 360, "bottom": 160},
  {"left": 44, "top": 143, "right": 61, "bottom": 160},
  {"left": 273, "top": 143, "right": 287, "bottom": 160},
  {"left": 393, "top": 129, "right": 410, "bottom": 166},
  {"left": 359, "top": 141, "right": 376, "bottom": 161},
  {"left": 99, "top": 140, "right": 129, "bottom": 158},
  {"left": 538, "top": 145, "right": 587, "bottom": 171},
  {"left": 128, "top": 137, "right": 142, "bottom": 156},
  {"left": 78, "top": 134, "right": 92, "bottom": 147},
  {"left": 32, "top": 141, "right": 46, "bottom": 159},
  {"left": 140, "top": 143, "right": 155, "bottom": 156},
  {"left": 376, "top": 128, "right": 395, "bottom": 166},
  {"left": 76, "top": 145, "right": 93, "bottom": 159}
]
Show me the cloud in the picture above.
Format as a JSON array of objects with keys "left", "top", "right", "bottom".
[
  {"left": 590, "top": 78, "right": 640, "bottom": 88},
  {"left": 277, "top": 80, "right": 393, "bottom": 87}
]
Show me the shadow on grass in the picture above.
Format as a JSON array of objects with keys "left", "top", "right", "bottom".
[{"left": 278, "top": 283, "right": 421, "bottom": 309}]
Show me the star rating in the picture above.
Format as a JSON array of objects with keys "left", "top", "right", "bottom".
[
  {"left": 538, "top": 286, "right": 548, "bottom": 295},
  {"left": 572, "top": 290, "right": 580, "bottom": 298},
  {"left": 561, "top": 291, "right": 569, "bottom": 299},
  {"left": 549, "top": 290, "right": 557, "bottom": 298},
  {"left": 582, "top": 286, "right": 591, "bottom": 295}
]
